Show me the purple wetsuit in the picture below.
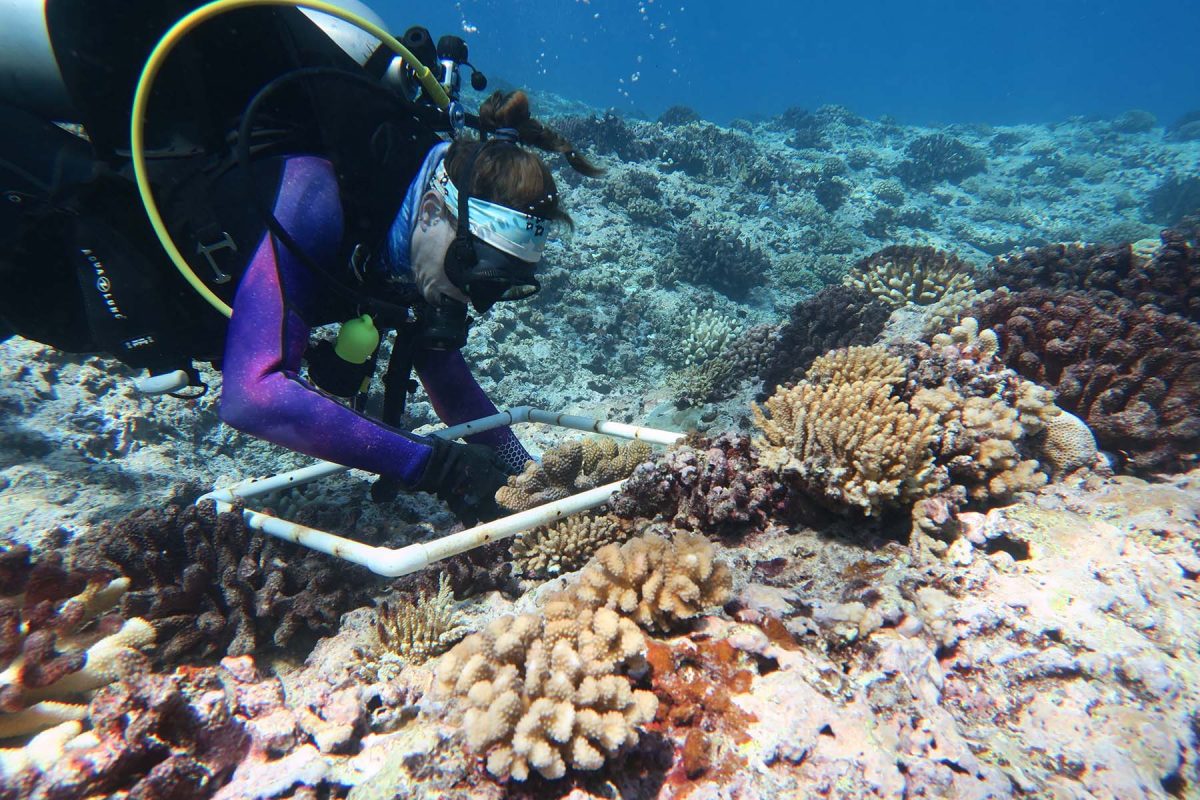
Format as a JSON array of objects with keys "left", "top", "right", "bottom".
[{"left": 218, "top": 153, "right": 531, "bottom": 486}]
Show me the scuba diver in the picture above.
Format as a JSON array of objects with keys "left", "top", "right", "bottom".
[{"left": 0, "top": 0, "right": 602, "bottom": 525}]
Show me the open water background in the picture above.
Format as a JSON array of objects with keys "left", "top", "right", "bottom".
[{"left": 375, "top": 0, "right": 1200, "bottom": 125}]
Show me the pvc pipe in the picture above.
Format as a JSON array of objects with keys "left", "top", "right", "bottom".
[
  {"left": 201, "top": 460, "right": 349, "bottom": 504},
  {"left": 197, "top": 407, "right": 684, "bottom": 574},
  {"left": 439, "top": 406, "right": 685, "bottom": 446},
  {"left": 213, "top": 480, "right": 624, "bottom": 577},
  {"left": 133, "top": 369, "right": 191, "bottom": 395}
]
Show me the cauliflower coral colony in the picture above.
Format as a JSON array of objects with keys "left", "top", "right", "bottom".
[{"left": 2, "top": 227, "right": 1199, "bottom": 798}]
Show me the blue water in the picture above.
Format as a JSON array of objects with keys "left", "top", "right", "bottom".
[{"left": 375, "top": 0, "right": 1200, "bottom": 126}]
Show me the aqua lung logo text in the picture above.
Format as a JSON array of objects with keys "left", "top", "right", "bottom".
[
  {"left": 122, "top": 336, "right": 155, "bottom": 351},
  {"left": 81, "top": 248, "right": 127, "bottom": 320}
]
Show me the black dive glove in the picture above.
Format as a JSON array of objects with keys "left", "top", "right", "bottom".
[{"left": 414, "top": 437, "right": 510, "bottom": 526}]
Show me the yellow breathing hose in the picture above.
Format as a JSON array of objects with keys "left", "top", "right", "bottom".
[{"left": 130, "top": 0, "right": 451, "bottom": 318}]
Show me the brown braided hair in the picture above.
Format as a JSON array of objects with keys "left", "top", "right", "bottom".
[{"left": 444, "top": 90, "right": 601, "bottom": 228}]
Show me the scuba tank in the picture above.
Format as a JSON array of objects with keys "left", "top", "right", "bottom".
[{"left": 0, "top": 0, "right": 390, "bottom": 123}]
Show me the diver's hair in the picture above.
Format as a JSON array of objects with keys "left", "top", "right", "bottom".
[{"left": 444, "top": 90, "right": 602, "bottom": 228}]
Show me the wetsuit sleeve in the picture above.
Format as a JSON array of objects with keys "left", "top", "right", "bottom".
[
  {"left": 218, "top": 156, "right": 435, "bottom": 485},
  {"left": 413, "top": 348, "right": 534, "bottom": 473}
]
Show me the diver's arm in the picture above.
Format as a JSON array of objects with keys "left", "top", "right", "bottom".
[
  {"left": 218, "top": 156, "right": 435, "bottom": 485},
  {"left": 413, "top": 348, "right": 533, "bottom": 473}
]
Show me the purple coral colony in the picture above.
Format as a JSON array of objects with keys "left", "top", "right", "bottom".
[{"left": 5, "top": 39, "right": 1200, "bottom": 800}]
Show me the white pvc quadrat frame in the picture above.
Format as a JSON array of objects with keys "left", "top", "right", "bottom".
[{"left": 197, "top": 407, "right": 685, "bottom": 577}]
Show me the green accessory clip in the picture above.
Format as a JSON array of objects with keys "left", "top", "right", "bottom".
[{"left": 334, "top": 314, "right": 379, "bottom": 364}]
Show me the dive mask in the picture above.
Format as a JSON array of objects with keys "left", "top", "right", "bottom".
[{"left": 431, "top": 158, "right": 548, "bottom": 313}]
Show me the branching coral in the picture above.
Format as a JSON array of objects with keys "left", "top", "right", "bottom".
[
  {"left": 1117, "top": 227, "right": 1200, "bottom": 322},
  {"left": 805, "top": 345, "right": 908, "bottom": 386},
  {"left": 0, "top": 545, "right": 154, "bottom": 743},
  {"left": 434, "top": 605, "right": 657, "bottom": 781},
  {"left": 435, "top": 532, "right": 732, "bottom": 782},
  {"left": 497, "top": 439, "right": 653, "bottom": 513},
  {"left": 511, "top": 514, "right": 631, "bottom": 579},
  {"left": 371, "top": 574, "right": 468, "bottom": 673},
  {"left": 972, "top": 288, "right": 1200, "bottom": 473},
  {"left": 761, "top": 285, "right": 890, "bottom": 395},
  {"left": 845, "top": 245, "right": 977, "bottom": 310},
  {"left": 571, "top": 532, "right": 733, "bottom": 632},
  {"left": 895, "top": 133, "right": 986, "bottom": 186},
  {"left": 979, "top": 229, "right": 1200, "bottom": 324},
  {"left": 677, "top": 308, "right": 738, "bottom": 368},
  {"left": 930, "top": 316, "right": 999, "bottom": 360},
  {"left": 910, "top": 387, "right": 1047, "bottom": 501},
  {"left": 670, "top": 220, "right": 770, "bottom": 299},
  {"left": 68, "top": 501, "right": 367, "bottom": 663},
  {"left": 753, "top": 375, "right": 941, "bottom": 515},
  {"left": 612, "top": 434, "right": 795, "bottom": 538},
  {"left": 755, "top": 338, "right": 1068, "bottom": 516}
]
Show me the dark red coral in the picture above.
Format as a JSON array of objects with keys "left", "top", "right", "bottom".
[
  {"left": 1117, "top": 228, "right": 1200, "bottom": 322},
  {"left": 760, "top": 285, "right": 890, "bottom": 396},
  {"left": 0, "top": 544, "right": 120, "bottom": 714},
  {"left": 973, "top": 288, "right": 1200, "bottom": 474},
  {"left": 981, "top": 242, "right": 1134, "bottom": 295},
  {"left": 69, "top": 501, "right": 379, "bottom": 664},
  {"left": 981, "top": 228, "right": 1200, "bottom": 324},
  {"left": 13, "top": 666, "right": 248, "bottom": 800},
  {"left": 611, "top": 434, "right": 796, "bottom": 539}
]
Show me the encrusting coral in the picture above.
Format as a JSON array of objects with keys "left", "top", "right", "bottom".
[
  {"left": 67, "top": 501, "right": 365, "bottom": 663},
  {"left": 497, "top": 438, "right": 653, "bottom": 512},
  {"left": 0, "top": 544, "right": 154, "bottom": 744},
  {"left": 844, "top": 245, "right": 977, "bottom": 310},
  {"left": 511, "top": 514, "right": 631, "bottom": 579},
  {"left": 571, "top": 531, "right": 733, "bottom": 632},
  {"left": 371, "top": 574, "right": 468, "bottom": 673}
]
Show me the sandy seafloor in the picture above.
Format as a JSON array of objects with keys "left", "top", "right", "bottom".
[{"left": 2, "top": 96, "right": 1199, "bottom": 799}]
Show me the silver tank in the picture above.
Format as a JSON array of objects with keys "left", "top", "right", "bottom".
[{"left": 0, "top": 0, "right": 389, "bottom": 120}]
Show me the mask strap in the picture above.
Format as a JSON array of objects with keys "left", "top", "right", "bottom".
[{"left": 450, "top": 144, "right": 483, "bottom": 265}]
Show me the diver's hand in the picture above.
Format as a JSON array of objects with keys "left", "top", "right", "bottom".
[{"left": 414, "top": 438, "right": 509, "bottom": 526}]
